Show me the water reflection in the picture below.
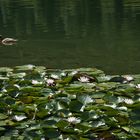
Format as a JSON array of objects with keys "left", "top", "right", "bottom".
[{"left": 0, "top": 0, "right": 140, "bottom": 74}]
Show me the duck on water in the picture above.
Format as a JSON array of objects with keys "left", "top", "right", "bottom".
[{"left": 0, "top": 35, "right": 18, "bottom": 45}]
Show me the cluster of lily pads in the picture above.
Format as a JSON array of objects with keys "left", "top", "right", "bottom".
[{"left": 0, "top": 65, "right": 140, "bottom": 140}]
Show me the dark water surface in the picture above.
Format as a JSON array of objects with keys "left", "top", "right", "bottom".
[{"left": 0, "top": 0, "right": 140, "bottom": 74}]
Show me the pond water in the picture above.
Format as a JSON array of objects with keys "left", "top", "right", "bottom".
[{"left": 0, "top": 0, "right": 140, "bottom": 74}]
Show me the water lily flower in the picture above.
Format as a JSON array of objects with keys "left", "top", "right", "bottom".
[
  {"left": 117, "top": 106, "right": 127, "bottom": 111},
  {"left": 60, "top": 72, "right": 67, "bottom": 77},
  {"left": 32, "top": 80, "right": 43, "bottom": 85},
  {"left": 64, "top": 138, "right": 69, "bottom": 140},
  {"left": 46, "top": 79, "right": 55, "bottom": 86},
  {"left": 7, "top": 110, "right": 12, "bottom": 115},
  {"left": 104, "top": 104, "right": 117, "bottom": 109},
  {"left": 51, "top": 74, "right": 59, "bottom": 79},
  {"left": 124, "top": 99, "right": 134, "bottom": 104},
  {"left": 136, "top": 84, "right": 140, "bottom": 89},
  {"left": 13, "top": 115, "right": 27, "bottom": 121},
  {"left": 14, "top": 84, "right": 20, "bottom": 89},
  {"left": 123, "top": 75, "right": 134, "bottom": 82},
  {"left": 71, "top": 71, "right": 78, "bottom": 76},
  {"left": 40, "top": 72, "right": 46, "bottom": 77},
  {"left": 96, "top": 121, "right": 105, "bottom": 127},
  {"left": 118, "top": 97, "right": 134, "bottom": 104},
  {"left": 78, "top": 76, "right": 90, "bottom": 83},
  {"left": 15, "top": 93, "right": 20, "bottom": 98},
  {"left": 80, "top": 105, "right": 85, "bottom": 112},
  {"left": 67, "top": 117, "right": 81, "bottom": 124},
  {"left": 1, "top": 88, "right": 7, "bottom": 93},
  {"left": 27, "top": 64, "right": 35, "bottom": 69}
]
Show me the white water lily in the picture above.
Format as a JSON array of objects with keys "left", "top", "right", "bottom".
[
  {"left": 124, "top": 99, "right": 134, "bottom": 104},
  {"left": 104, "top": 104, "right": 117, "bottom": 109},
  {"left": 64, "top": 138, "right": 70, "bottom": 140},
  {"left": 14, "top": 84, "right": 20, "bottom": 89},
  {"left": 7, "top": 110, "right": 12, "bottom": 115},
  {"left": 32, "top": 80, "right": 43, "bottom": 85},
  {"left": 118, "top": 97, "right": 134, "bottom": 104},
  {"left": 13, "top": 115, "right": 27, "bottom": 121},
  {"left": 67, "top": 117, "right": 81, "bottom": 124},
  {"left": 2, "top": 88, "right": 7, "bottom": 93},
  {"left": 41, "top": 138, "right": 45, "bottom": 140},
  {"left": 40, "top": 72, "right": 46, "bottom": 77},
  {"left": 80, "top": 105, "right": 85, "bottom": 112},
  {"left": 136, "top": 84, "right": 140, "bottom": 89},
  {"left": 71, "top": 71, "right": 78, "bottom": 75},
  {"left": 78, "top": 76, "right": 90, "bottom": 83},
  {"left": 26, "top": 64, "right": 35, "bottom": 69},
  {"left": 60, "top": 72, "right": 67, "bottom": 77},
  {"left": 96, "top": 121, "right": 105, "bottom": 127},
  {"left": 117, "top": 106, "right": 127, "bottom": 111},
  {"left": 51, "top": 74, "right": 59, "bottom": 79},
  {"left": 123, "top": 75, "right": 133, "bottom": 81},
  {"left": 15, "top": 93, "right": 20, "bottom": 98},
  {"left": 46, "top": 79, "right": 54, "bottom": 84},
  {"left": 46, "top": 79, "right": 55, "bottom": 86}
]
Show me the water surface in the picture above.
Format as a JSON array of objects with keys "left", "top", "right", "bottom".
[{"left": 0, "top": 0, "right": 140, "bottom": 74}]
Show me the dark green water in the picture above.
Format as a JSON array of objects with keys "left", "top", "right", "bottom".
[{"left": 0, "top": 0, "right": 140, "bottom": 74}]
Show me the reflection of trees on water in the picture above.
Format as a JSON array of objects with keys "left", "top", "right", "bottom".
[{"left": 0, "top": 0, "right": 140, "bottom": 38}]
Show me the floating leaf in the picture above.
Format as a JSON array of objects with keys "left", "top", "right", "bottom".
[
  {"left": 0, "top": 113, "right": 8, "bottom": 120},
  {"left": 0, "top": 121, "right": 7, "bottom": 126},
  {"left": 13, "top": 115, "right": 27, "bottom": 121},
  {"left": 0, "top": 127, "right": 5, "bottom": 131},
  {"left": 0, "top": 67, "right": 13, "bottom": 73},
  {"left": 69, "top": 100, "right": 84, "bottom": 112},
  {"left": 55, "top": 120, "right": 69, "bottom": 129},
  {"left": 15, "top": 65, "right": 35, "bottom": 71},
  {"left": 45, "top": 128, "right": 60, "bottom": 139},
  {"left": 77, "top": 95, "right": 94, "bottom": 105},
  {"left": 0, "top": 65, "right": 139, "bottom": 139},
  {"left": 92, "top": 92, "right": 106, "bottom": 99}
]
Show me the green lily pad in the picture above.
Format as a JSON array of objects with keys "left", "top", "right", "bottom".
[
  {"left": 0, "top": 67, "right": 13, "bottom": 73},
  {"left": 45, "top": 128, "right": 60, "bottom": 139},
  {"left": 15, "top": 65, "right": 35, "bottom": 71},
  {"left": 0, "top": 121, "right": 7, "bottom": 126},
  {"left": 69, "top": 100, "right": 84, "bottom": 112},
  {"left": 0, "top": 113, "right": 8, "bottom": 120},
  {"left": 55, "top": 120, "right": 69, "bottom": 129},
  {"left": 77, "top": 95, "right": 94, "bottom": 105},
  {"left": 0, "top": 65, "right": 140, "bottom": 139},
  {"left": 0, "top": 127, "right": 5, "bottom": 131}
]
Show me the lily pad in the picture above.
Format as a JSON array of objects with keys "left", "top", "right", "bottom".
[
  {"left": 0, "top": 113, "right": 8, "bottom": 120},
  {"left": 69, "top": 100, "right": 84, "bottom": 112},
  {"left": 0, "top": 65, "right": 140, "bottom": 139}
]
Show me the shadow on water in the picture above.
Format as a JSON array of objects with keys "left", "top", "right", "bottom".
[{"left": 0, "top": 0, "right": 140, "bottom": 74}]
